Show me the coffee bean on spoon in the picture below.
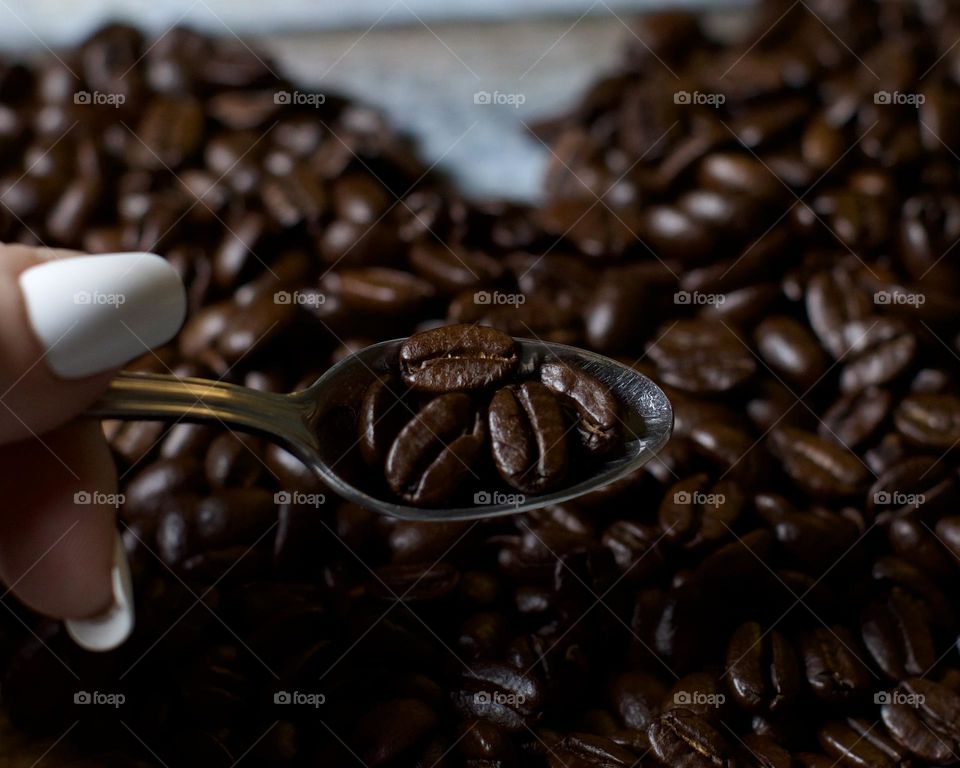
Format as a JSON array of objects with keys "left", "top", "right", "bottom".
[
  {"left": 540, "top": 361, "right": 621, "bottom": 456},
  {"left": 488, "top": 381, "right": 569, "bottom": 493},
  {"left": 399, "top": 323, "right": 519, "bottom": 393},
  {"left": 385, "top": 392, "right": 485, "bottom": 506}
]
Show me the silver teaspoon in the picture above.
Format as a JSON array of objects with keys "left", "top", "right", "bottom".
[{"left": 86, "top": 337, "right": 673, "bottom": 521}]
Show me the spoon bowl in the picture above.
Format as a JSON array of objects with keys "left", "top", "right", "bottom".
[{"left": 88, "top": 336, "right": 673, "bottom": 521}]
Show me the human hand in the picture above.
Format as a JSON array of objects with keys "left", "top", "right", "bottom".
[{"left": 0, "top": 245, "right": 184, "bottom": 651}]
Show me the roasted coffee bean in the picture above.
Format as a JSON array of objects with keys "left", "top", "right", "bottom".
[
  {"left": 400, "top": 324, "right": 519, "bottom": 393},
  {"left": 204, "top": 431, "right": 264, "bottom": 489},
  {"left": 611, "top": 670, "right": 667, "bottom": 731},
  {"left": 409, "top": 241, "right": 504, "bottom": 293},
  {"left": 540, "top": 362, "right": 620, "bottom": 456},
  {"left": 647, "top": 708, "right": 733, "bottom": 768},
  {"left": 662, "top": 673, "right": 727, "bottom": 722},
  {"left": 547, "top": 733, "right": 638, "bottom": 767},
  {"left": 659, "top": 475, "right": 743, "bottom": 552},
  {"left": 453, "top": 662, "right": 543, "bottom": 731},
  {"left": 489, "top": 382, "right": 568, "bottom": 493},
  {"left": 860, "top": 589, "right": 936, "bottom": 680},
  {"left": 647, "top": 320, "right": 756, "bottom": 394},
  {"left": 798, "top": 627, "right": 873, "bottom": 703},
  {"left": 726, "top": 622, "right": 802, "bottom": 715},
  {"left": 351, "top": 698, "right": 438, "bottom": 767},
  {"left": 385, "top": 393, "right": 485, "bottom": 505},
  {"left": 769, "top": 428, "right": 870, "bottom": 498},
  {"left": 838, "top": 320, "right": 917, "bottom": 395},
  {"left": 818, "top": 718, "right": 907, "bottom": 768},
  {"left": 820, "top": 387, "right": 892, "bottom": 451},
  {"left": 127, "top": 96, "right": 204, "bottom": 170},
  {"left": 880, "top": 678, "right": 960, "bottom": 763},
  {"left": 755, "top": 494, "right": 860, "bottom": 574},
  {"left": 754, "top": 316, "right": 828, "bottom": 391},
  {"left": 358, "top": 374, "right": 409, "bottom": 466},
  {"left": 600, "top": 521, "right": 664, "bottom": 582},
  {"left": 322, "top": 268, "right": 436, "bottom": 314},
  {"left": 893, "top": 393, "right": 960, "bottom": 449}
]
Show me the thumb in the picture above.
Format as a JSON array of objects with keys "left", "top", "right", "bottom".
[{"left": 0, "top": 245, "right": 186, "bottom": 443}]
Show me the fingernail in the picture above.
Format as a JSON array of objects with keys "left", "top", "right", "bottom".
[
  {"left": 65, "top": 531, "right": 134, "bottom": 652},
  {"left": 19, "top": 252, "right": 186, "bottom": 378}
]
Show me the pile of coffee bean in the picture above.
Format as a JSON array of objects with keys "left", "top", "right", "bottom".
[
  {"left": 357, "top": 324, "right": 622, "bottom": 506},
  {"left": 1, "top": 2, "right": 960, "bottom": 766}
]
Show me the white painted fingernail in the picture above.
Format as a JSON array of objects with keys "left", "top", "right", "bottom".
[
  {"left": 19, "top": 252, "right": 186, "bottom": 378},
  {"left": 65, "top": 531, "right": 134, "bottom": 652}
]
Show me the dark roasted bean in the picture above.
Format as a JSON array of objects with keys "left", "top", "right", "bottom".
[
  {"left": 860, "top": 590, "right": 936, "bottom": 680},
  {"left": 726, "top": 622, "right": 802, "bottom": 715},
  {"left": 647, "top": 708, "right": 733, "bottom": 768},
  {"left": 799, "top": 627, "right": 873, "bottom": 704},
  {"left": 400, "top": 324, "right": 518, "bottom": 393},
  {"left": 489, "top": 382, "right": 568, "bottom": 493},
  {"left": 818, "top": 718, "right": 906, "bottom": 768},
  {"left": 385, "top": 393, "right": 485, "bottom": 505},
  {"left": 880, "top": 678, "right": 960, "bottom": 763},
  {"left": 769, "top": 428, "right": 870, "bottom": 498},
  {"left": 647, "top": 320, "right": 756, "bottom": 394},
  {"left": 540, "top": 361, "right": 620, "bottom": 456}
]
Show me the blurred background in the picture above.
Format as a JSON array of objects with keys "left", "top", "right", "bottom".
[{"left": 0, "top": 0, "right": 751, "bottom": 200}]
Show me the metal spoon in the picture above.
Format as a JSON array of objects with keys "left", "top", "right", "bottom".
[{"left": 86, "top": 337, "right": 673, "bottom": 521}]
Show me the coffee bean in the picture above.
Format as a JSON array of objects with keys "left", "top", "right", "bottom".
[
  {"left": 860, "top": 589, "right": 936, "bottom": 680},
  {"left": 647, "top": 320, "right": 756, "bottom": 394},
  {"left": 726, "top": 622, "right": 801, "bottom": 715},
  {"left": 880, "top": 678, "right": 960, "bottom": 763},
  {"left": 769, "top": 428, "right": 870, "bottom": 498},
  {"left": 799, "top": 627, "right": 873, "bottom": 703},
  {"left": 893, "top": 393, "right": 960, "bottom": 449},
  {"left": 755, "top": 316, "right": 828, "bottom": 391},
  {"left": 358, "top": 374, "right": 408, "bottom": 467},
  {"left": 820, "top": 388, "right": 892, "bottom": 451},
  {"left": 818, "top": 718, "right": 906, "bottom": 768},
  {"left": 400, "top": 324, "right": 519, "bottom": 393},
  {"left": 489, "top": 382, "right": 568, "bottom": 493},
  {"left": 385, "top": 393, "right": 485, "bottom": 505},
  {"left": 540, "top": 362, "right": 621, "bottom": 456},
  {"left": 351, "top": 698, "right": 438, "bottom": 767},
  {"left": 659, "top": 475, "right": 743, "bottom": 552},
  {"left": 647, "top": 708, "right": 733, "bottom": 768},
  {"left": 453, "top": 662, "right": 543, "bottom": 731},
  {"left": 547, "top": 733, "right": 638, "bottom": 767}
]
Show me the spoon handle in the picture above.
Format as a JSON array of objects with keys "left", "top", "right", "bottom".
[{"left": 86, "top": 371, "right": 315, "bottom": 447}]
